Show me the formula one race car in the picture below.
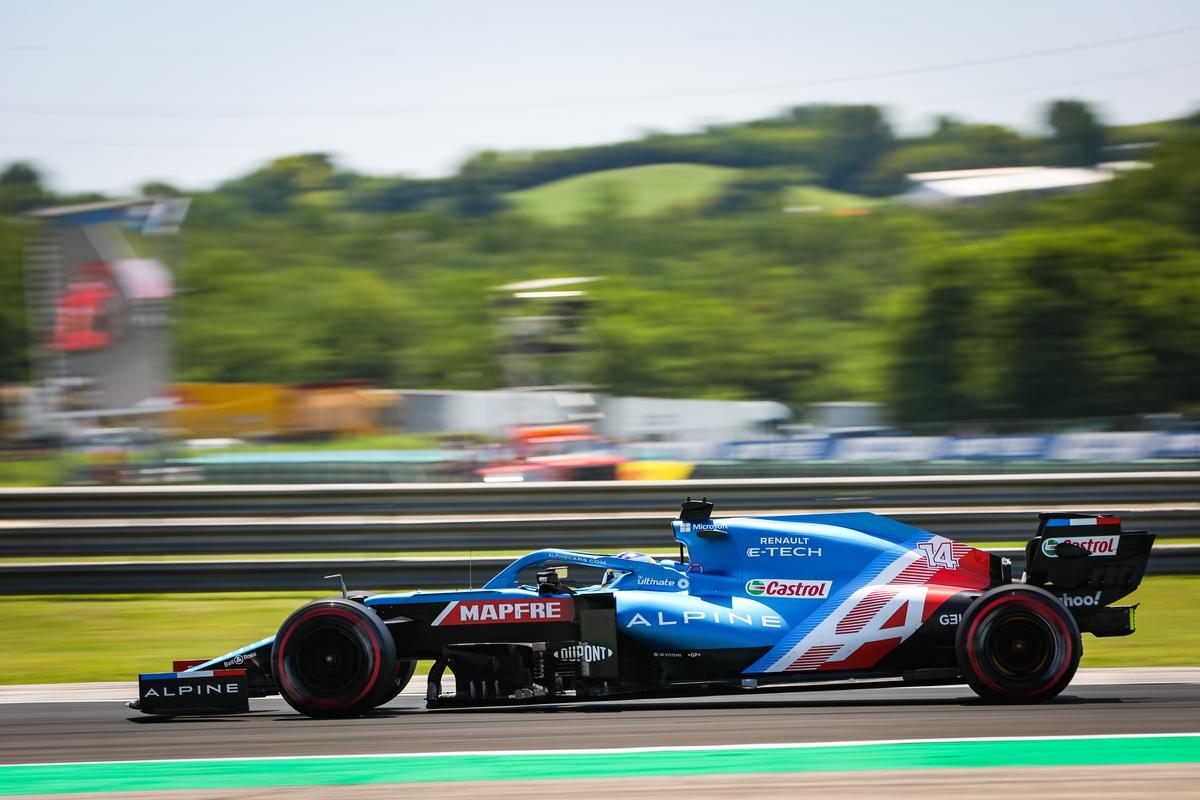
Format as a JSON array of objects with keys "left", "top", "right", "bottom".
[{"left": 132, "top": 500, "right": 1154, "bottom": 717}]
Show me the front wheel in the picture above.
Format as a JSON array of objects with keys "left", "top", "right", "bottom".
[
  {"left": 272, "top": 599, "right": 397, "bottom": 718},
  {"left": 956, "top": 584, "right": 1081, "bottom": 703}
]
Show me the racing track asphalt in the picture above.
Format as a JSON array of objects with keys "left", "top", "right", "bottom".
[{"left": 2, "top": 681, "right": 1198, "bottom": 765}]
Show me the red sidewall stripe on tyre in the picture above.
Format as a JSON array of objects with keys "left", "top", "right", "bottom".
[
  {"left": 275, "top": 607, "right": 383, "bottom": 711},
  {"left": 966, "top": 594, "right": 1072, "bottom": 699}
]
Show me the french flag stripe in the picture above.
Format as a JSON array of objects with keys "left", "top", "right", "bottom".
[
  {"left": 1047, "top": 517, "right": 1119, "bottom": 527},
  {"left": 141, "top": 670, "right": 218, "bottom": 679}
]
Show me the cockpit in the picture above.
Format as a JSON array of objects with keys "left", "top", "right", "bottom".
[{"left": 484, "top": 547, "right": 691, "bottom": 596}]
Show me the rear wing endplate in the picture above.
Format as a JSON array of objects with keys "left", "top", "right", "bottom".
[{"left": 1025, "top": 513, "right": 1155, "bottom": 607}]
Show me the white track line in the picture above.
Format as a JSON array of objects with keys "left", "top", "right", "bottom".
[{"left": 4, "top": 731, "right": 1199, "bottom": 769}]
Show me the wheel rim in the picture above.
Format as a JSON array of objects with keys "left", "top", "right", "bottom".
[
  {"left": 985, "top": 612, "right": 1053, "bottom": 680},
  {"left": 293, "top": 625, "right": 366, "bottom": 694},
  {"left": 276, "top": 606, "right": 386, "bottom": 712},
  {"left": 967, "top": 594, "right": 1072, "bottom": 697}
]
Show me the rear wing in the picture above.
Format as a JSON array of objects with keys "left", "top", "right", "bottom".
[{"left": 1024, "top": 513, "right": 1154, "bottom": 636}]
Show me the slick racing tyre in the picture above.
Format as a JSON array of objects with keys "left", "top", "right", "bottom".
[
  {"left": 272, "top": 599, "right": 397, "bottom": 718},
  {"left": 956, "top": 584, "right": 1081, "bottom": 703}
]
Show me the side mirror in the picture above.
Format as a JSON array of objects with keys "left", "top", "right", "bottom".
[{"left": 536, "top": 567, "right": 575, "bottom": 595}]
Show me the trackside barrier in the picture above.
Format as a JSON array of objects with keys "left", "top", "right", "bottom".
[
  {"left": 0, "top": 472, "right": 1196, "bottom": 519},
  {"left": 0, "top": 506, "right": 1195, "bottom": 557},
  {"left": 2, "top": 546, "right": 1196, "bottom": 594}
]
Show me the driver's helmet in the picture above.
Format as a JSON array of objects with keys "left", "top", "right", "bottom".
[{"left": 603, "top": 551, "right": 656, "bottom": 587}]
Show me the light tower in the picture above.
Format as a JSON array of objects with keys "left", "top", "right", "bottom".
[{"left": 493, "top": 276, "right": 602, "bottom": 390}]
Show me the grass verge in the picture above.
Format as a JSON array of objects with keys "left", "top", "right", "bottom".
[
  {"left": 0, "top": 576, "right": 1195, "bottom": 684},
  {"left": 199, "top": 433, "right": 444, "bottom": 454},
  {"left": 0, "top": 458, "right": 66, "bottom": 487}
]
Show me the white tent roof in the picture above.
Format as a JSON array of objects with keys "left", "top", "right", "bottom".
[{"left": 901, "top": 164, "right": 1145, "bottom": 204}]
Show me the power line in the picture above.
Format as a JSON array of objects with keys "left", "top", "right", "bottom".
[
  {"left": 916, "top": 56, "right": 1200, "bottom": 107},
  {"left": 1, "top": 56, "right": 1196, "bottom": 155},
  {"left": 0, "top": 135, "right": 450, "bottom": 150},
  {"left": 1, "top": 21, "right": 1197, "bottom": 120},
  {"left": 0, "top": 1, "right": 972, "bottom": 59}
]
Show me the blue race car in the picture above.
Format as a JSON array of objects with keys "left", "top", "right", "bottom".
[{"left": 132, "top": 499, "right": 1153, "bottom": 717}]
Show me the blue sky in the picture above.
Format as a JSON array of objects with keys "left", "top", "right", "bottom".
[{"left": 2, "top": 0, "right": 1198, "bottom": 193}]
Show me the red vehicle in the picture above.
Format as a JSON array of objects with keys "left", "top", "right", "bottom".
[{"left": 477, "top": 425, "right": 628, "bottom": 482}]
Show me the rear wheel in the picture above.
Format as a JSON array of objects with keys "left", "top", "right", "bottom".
[
  {"left": 956, "top": 584, "right": 1081, "bottom": 703},
  {"left": 272, "top": 599, "right": 397, "bottom": 718},
  {"left": 373, "top": 659, "right": 417, "bottom": 708}
]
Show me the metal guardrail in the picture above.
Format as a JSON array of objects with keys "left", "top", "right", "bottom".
[
  {"left": 1, "top": 506, "right": 1195, "bottom": 557},
  {"left": 1, "top": 473, "right": 1194, "bottom": 592},
  {"left": 3, "top": 546, "right": 1196, "bottom": 594},
  {"left": 1, "top": 472, "right": 1196, "bottom": 518}
]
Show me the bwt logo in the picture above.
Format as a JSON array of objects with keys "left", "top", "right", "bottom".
[{"left": 745, "top": 578, "right": 831, "bottom": 599}]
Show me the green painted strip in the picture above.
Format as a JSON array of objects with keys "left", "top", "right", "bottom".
[{"left": 1, "top": 736, "right": 1197, "bottom": 796}]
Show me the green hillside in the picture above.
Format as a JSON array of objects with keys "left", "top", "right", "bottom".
[
  {"left": 507, "top": 163, "right": 740, "bottom": 223},
  {"left": 781, "top": 184, "right": 883, "bottom": 212}
]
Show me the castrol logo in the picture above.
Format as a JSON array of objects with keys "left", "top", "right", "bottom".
[
  {"left": 1041, "top": 535, "right": 1119, "bottom": 558},
  {"left": 745, "top": 578, "right": 831, "bottom": 599}
]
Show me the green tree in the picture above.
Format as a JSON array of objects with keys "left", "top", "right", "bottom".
[
  {"left": 0, "top": 162, "right": 48, "bottom": 215},
  {"left": 139, "top": 180, "right": 184, "bottom": 197},
  {"left": 884, "top": 246, "right": 983, "bottom": 421},
  {"left": 0, "top": 217, "right": 28, "bottom": 382},
  {"left": 1048, "top": 100, "right": 1106, "bottom": 166},
  {"left": 888, "top": 223, "right": 1200, "bottom": 420},
  {"left": 309, "top": 270, "right": 412, "bottom": 384},
  {"left": 452, "top": 152, "right": 510, "bottom": 218},
  {"left": 1082, "top": 132, "right": 1200, "bottom": 235},
  {"left": 222, "top": 153, "right": 338, "bottom": 214},
  {"left": 818, "top": 105, "right": 894, "bottom": 193}
]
